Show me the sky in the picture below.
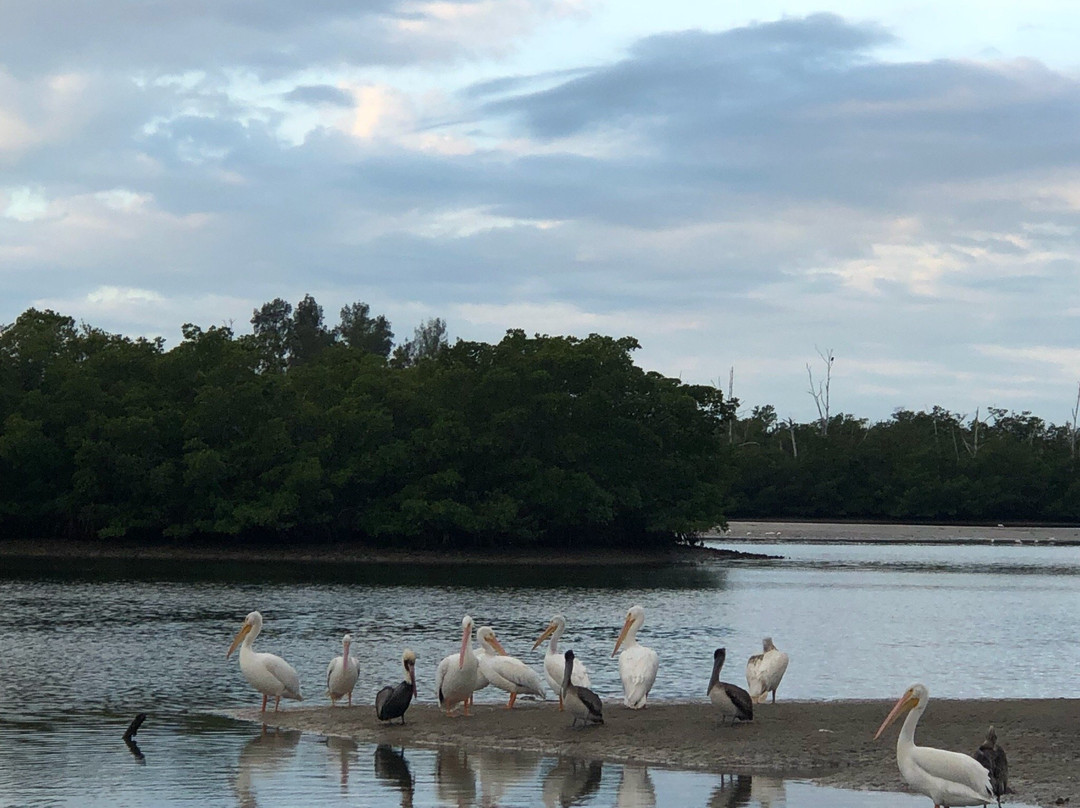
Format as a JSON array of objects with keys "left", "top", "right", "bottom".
[{"left": 3, "top": 1, "right": 1080, "bottom": 425}]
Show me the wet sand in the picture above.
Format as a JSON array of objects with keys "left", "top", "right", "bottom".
[{"left": 238, "top": 698, "right": 1078, "bottom": 807}]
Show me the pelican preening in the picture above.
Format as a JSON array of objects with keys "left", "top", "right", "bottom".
[
  {"left": 745, "top": 637, "right": 788, "bottom": 704},
  {"left": 874, "top": 683, "right": 994, "bottom": 808},
  {"left": 612, "top": 605, "right": 659, "bottom": 709},
  {"left": 376, "top": 649, "right": 417, "bottom": 723},
  {"left": 707, "top": 648, "right": 754, "bottom": 724},
  {"left": 227, "top": 611, "right": 303, "bottom": 712},
  {"left": 533, "top": 614, "right": 591, "bottom": 711},
  {"left": 476, "top": 626, "right": 546, "bottom": 708},
  {"left": 972, "top": 726, "right": 1008, "bottom": 806},
  {"left": 435, "top": 615, "right": 480, "bottom": 716},
  {"left": 563, "top": 650, "right": 603, "bottom": 727},
  {"left": 327, "top": 632, "right": 359, "bottom": 706}
]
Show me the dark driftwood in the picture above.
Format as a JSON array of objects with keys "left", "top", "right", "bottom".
[{"left": 123, "top": 713, "right": 147, "bottom": 762}]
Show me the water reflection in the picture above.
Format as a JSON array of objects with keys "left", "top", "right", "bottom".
[
  {"left": 616, "top": 764, "right": 656, "bottom": 807},
  {"left": 435, "top": 747, "right": 476, "bottom": 806},
  {"left": 750, "top": 775, "right": 788, "bottom": 807},
  {"left": 473, "top": 748, "right": 542, "bottom": 805},
  {"left": 234, "top": 726, "right": 302, "bottom": 808},
  {"left": 541, "top": 756, "right": 603, "bottom": 807},
  {"left": 324, "top": 735, "right": 358, "bottom": 789},
  {"left": 373, "top": 745, "right": 414, "bottom": 807},
  {"left": 708, "top": 773, "right": 753, "bottom": 807}
]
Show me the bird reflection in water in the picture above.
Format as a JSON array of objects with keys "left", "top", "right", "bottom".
[
  {"left": 616, "top": 764, "right": 656, "bottom": 808},
  {"left": 435, "top": 747, "right": 476, "bottom": 807},
  {"left": 541, "top": 757, "right": 603, "bottom": 808},
  {"left": 472, "top": 748, "right": 542, "bottom": 806},
  {"left": 323, "top": 735, "right": 358, "bottom": 790},
  {"left": 373, "top": 745, "right": 414, "bottom": 808},
  {"left": 749, "top": 775, "right": 787, "bottom": 808},
  {"left": 708, "top": 773, "right": 753, "bottom": 808},
  {"left": 233, "top": 726, "right": 302, "bottom": 808}
]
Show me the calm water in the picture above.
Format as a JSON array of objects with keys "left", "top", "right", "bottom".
[{"left": 1, "top": 537, "right": 1073, "bottom": 806}]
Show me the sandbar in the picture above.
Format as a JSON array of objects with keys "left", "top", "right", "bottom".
[{"left": 236, "top": 697, "right": 1078, "bottom": 807}]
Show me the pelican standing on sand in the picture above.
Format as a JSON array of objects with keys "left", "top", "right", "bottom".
[
  {"left": 563, "top": 650, "right": 603, "bottom": 727},
  {"left": 612, "top": 605, "right": 658, "bottom": 709},
  {"left": 326, "top": 632, "right": 359, "bottom": 706},
  {"left": 376, "top": 649, "right": 417, "bottom": 723},
  {"left": 476, "top": 626, "right": 546, "bottom": 708},
  {"left": 874, "top": 683, "right": 994, "bottom": 807},
  {"left": 707, "top": 648, "right": 753, "bottom": 724},
  {"left": 533, "top": 614, "right": 591, "bottom": 710},
  {"left": 745, "top": 637, "right": 788, "bottom": 704},
  {"left": 973, "top": 726, "right": 1008, "bottom": 806},
  {"left": 435, "top": 615, "right": 480, "bottom": 716},
  {"left": 227, "top": 611, "right": 303, "bottom": 711}
]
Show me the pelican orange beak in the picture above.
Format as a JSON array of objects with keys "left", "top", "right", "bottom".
[
  {"left": 874, "top": 688, "right": 920, "bottom": 739},
  {"left": 227, "top": 622, "right": 252, "bottom": 659},
  {"left": 407, "top": 660, "right": 418, "bottom": 697},
  {"left": 532, "top": 622, "right": 557, "bottom": 651},
  {"left": 458, "top": 623, "right": 471, "bottom": 669},
  {"left": 487, "top": 634, "right": 508, "bottom": 656},
  {"left": 612, "top": 613, "right": 634, "bottom": 658}
]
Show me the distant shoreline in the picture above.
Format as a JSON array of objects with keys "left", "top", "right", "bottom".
[
  {"left": 0, "top": 537, "right": 777, "bottom": 565},
  {"left": 713, "top": 520, "right": 1080, "bottom": 545},
  {"left": 238, "top": 698, "right": 1078, "bottom": 808}
]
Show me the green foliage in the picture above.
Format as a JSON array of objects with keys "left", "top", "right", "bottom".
[{"left": 0, "top": 304, "right": 735, "bottom": 550}]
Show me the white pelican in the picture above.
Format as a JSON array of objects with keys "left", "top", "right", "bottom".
[
  {"left": 707, "top": 648, "right": 753, "bottom": 724},
  {"left": 563, "top": 650, "right": 603, "bottom": 727},
  {"left": 435, "top": 615, "right": 480, "bottom": 716},
  {"left": 745, "top": 637, "right": 789, "bottom": 704},
  {"left": 874, "top": 683, "right": 994, "bottom": 808},
  {"left": 475, "top": 626, "right": 545, "bottom": 708},
  {"left": 533, "top": 614, "right": 590, "bottom": 711},
  {"left": 226, "top": 611, "right": 303, "bottom": 712},
  {"left": 611, "top": 604, "right": 658, "bottom": 709},
  {"left": 375, "top": 648, "right": 417, "bottom": 723},
  {"left": 326, "top": 632, "right": 359, "bottom": 706},
  {"left": 972, "top": 726, "right": 1008, "bottom": 806}
]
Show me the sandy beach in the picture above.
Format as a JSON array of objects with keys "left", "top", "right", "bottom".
[{"left": 238, "top": 698, "right": 1078, "bottom": 807}]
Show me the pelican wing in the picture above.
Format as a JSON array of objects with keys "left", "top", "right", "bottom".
[
  {"left": 618, "top": 645, "right": 658, "bottom": 708},
  {"left": 259, "top": 651, "right": 302, "bottom": 700},
  {"left": 435, "top": 653, "right": 452, "bottom": 706},
  {"left": 745, "top": 650, "right": 787, "bottom": 701},
  {"left": 544, "top": 651, "right": 590, "bottom": 694},
  {"left": 909, "top": 745, "right": 993, "bottom": 803},
  {"left": 480, "top": 654, "right": 546, "bottom": 697}
]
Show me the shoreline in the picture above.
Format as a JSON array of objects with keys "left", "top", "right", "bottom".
[
  {"left": 0, "top": 538, "right": 777, "bottom": 565},
  {"left": 235, "top": 698, "right": 1077, "bottom": 807}
]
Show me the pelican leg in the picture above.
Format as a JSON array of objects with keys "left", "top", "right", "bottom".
[
  {"left": 463, "top": 700, "right": 471, "bottom": 717},
  {"left": 771, "top": 690, "right": 777, "bottom": 703},
  {"left": 506, "top": 693, "right": 517, "bottom": 710},
  {"left": 558, "top": 694, "right": 564, "bottom": 711},
  {"left": 274, "top": 696, "right": 281, "bottom": 712},
  {"left": 260, "top": 694, "right": 268, "bottom": 712},
  {"left": 347, "top": 692, "right": 352, "bottom": 707}
]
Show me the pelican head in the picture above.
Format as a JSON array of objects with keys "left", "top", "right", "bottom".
[
  {"left": 762, "top": 637, "right": 776, "bottom": 652},
  {"left": 227, "top": 611, "right": 263, "bottom": 659},
  {"left": 342, "top": 632, "right": 353, "bottom": 655},
  {"left": 874, "top": 683, "right": 928, "bottom": 740},
  {"left": 532, "top": 614, "right": 566, "bottom": 650},
  {"left": 403, "top": 648, "right": 417, "bottom": 695},
  {"left": 477, "top": 626, "right": 508, "bottom": 656},
  {"left": 612, "top": 604, "right": 645, "bottom": 658},
  {"left": 458, "top": 615, "right": 475, "bottom": 669},
  {"left": 714, "top": 647, "right": 727, "bottom": 667}
]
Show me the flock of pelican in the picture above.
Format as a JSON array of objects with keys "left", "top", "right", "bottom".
[{"left": 227, "top": 608, "right": 1010, "bottom": 808}]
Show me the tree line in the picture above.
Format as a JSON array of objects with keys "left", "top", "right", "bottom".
[
  {"left": 0, "top": 299, "right": 731, "bottom": 548},
  {"left": 2, "top": 298, "right": 1077, "bottom": 551}
]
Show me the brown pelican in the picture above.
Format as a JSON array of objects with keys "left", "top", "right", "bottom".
[
  {"left": 476, "top": 626, "right": 546, "bottom": 708},
  {"left": 707, "top": 648, "right": 754, "bottom": 724},
  {"left": 972, "top": 726, "right": 1008, "bottom": 806},
  {"left": 745, "top": 637, "right": 788, "bottom": 704},
  {"left": 533, "top": 614, "right": 590, "bottom": 710},
  {"left": 435, "top": 615, "right": 480, "bottom": 715},
  {"left": 327, "top": 632, "right": 359, "bottom": 706},
  {"left": 874, "top": 683, "right": 994, "bottom": 807},
  {"left": 611, "top": 605, "right": 658, "bottom": 709},
  {"left": 563, "top": 650, "right": 603, "bottom": 727},
  {"left": 227, "top": 611, "right": 302, "bottom": 711},
  {"left": 376, "top": 649, "right": 417, "bottom": 723}
]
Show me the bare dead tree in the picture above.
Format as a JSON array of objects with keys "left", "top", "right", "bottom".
[
  {"left": 807, "top": 347, "right": 834, "bottom": 436},
  {"left": 727, "top": 366, "right": 735, "bottom": 445},
  {"left": 786, "top": 417, "right": 798, "bottom": 458},
  {"left": 1070, "top": 382, "right": 1080, "bottom": 459},
  {"left": 960, "top": 408, "right": 982, "bottom": 458}
]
